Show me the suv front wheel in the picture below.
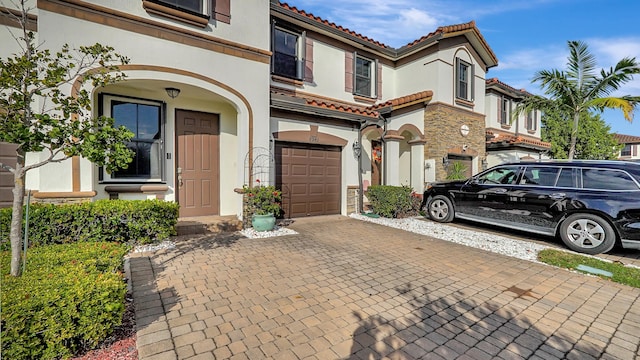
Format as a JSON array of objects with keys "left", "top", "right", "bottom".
[
  {"left": 427, "top": 195, "right": 455, "bottom": 223},
  {"left": 559, "top": 213, "right": 617, "bottom": 254}
]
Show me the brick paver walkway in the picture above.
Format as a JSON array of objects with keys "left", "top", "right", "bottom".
[{"left": 129, "top": 216, "right": 640, "bottom": 359}]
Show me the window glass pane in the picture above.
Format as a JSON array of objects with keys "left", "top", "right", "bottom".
[
  {"left": 457, "top": 61, "right": 468, "bottom": 99},
  {"left": 478, "top": 166, "right": 519, "bottom": 184},
  {"left": 273, "top": 28, "right": 299, "bottom": 78},
  {"left": 621, "top": 144, "right": 632, "bottom": 156},
  {"left": 520, "top": 167, "right": 559, "bottom": 186},
  {"left": 109, "top": 100, "right": 162, "bottom": 179},
  {"left": 156, "top": 0, "right": 202, "bottom": 13},
  {"left": 355, "top": 57, "right": 372, "bottom": 97},
  {"left": 582, "top": 169, "right": 638, "bottom": 190},
  {"left": 556, "top": 168, "right": 575, "bottom": 188},
  {"left": 113, "top": 102, "right": 137, "bottom": 134},
  {"left": 138, "top": 105, "right": 161, "bottom": 139}
]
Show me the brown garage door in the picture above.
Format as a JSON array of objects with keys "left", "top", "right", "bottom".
[
  {"left": 275, "top": 142, "right": 341, "bottom": 218},
  {"left": 0, "top": 142, "right": 18, "bottom": 208}
]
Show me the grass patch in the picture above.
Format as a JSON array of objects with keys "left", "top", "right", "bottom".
[{"left": 538, "top": 249, "right": 640, "bottom": 288}]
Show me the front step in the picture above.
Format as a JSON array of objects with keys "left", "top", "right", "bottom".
[{"left": 176, "top": 215, "right": 243, "bottom": 236}]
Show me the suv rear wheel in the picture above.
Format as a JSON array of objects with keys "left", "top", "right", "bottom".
[
  {"left": 427, "top": 195, "right": 455, "bottom": 223},
  {"left": 559, "top": 213, "right": 616, "bottom": 254}
]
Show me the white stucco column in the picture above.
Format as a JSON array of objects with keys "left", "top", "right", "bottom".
[
  {"left": 410, "top": 140, "right": 426, "bottom": 192},
  {"left": 384, "top": 136, "right": 402, "bottom": 186}
]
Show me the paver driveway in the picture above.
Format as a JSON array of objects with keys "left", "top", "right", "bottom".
[{"left": 129, "top": 216, "right": 640, "bottom": 359}]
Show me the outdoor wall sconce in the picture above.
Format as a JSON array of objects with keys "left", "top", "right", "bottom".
[
  {"left": 352, "top": 140, "right": 362, "bottom": 157},
  {"left": 443, "top": 156, "right": 449, "bottom": 168},
  {"left": 165, "top": 87, "right": 181, "bottom": 99},
  {"left": 481, "top": 158, "right": 488, "bottom": 170}
]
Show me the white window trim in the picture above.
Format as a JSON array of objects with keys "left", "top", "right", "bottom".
[
  {"left": 455, "top": 58, "right": 474, "bottom": 102},
  {"left": 272, "top": 25, "right": 304, "bottom": 80}
]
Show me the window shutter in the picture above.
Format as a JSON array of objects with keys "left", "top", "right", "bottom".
[
  {"left": 304, "top": 35, "right": 313, "bottom": 82},
  {"left": 377, "top": 61, "right": 382, "bottom": 100},
  {"left": 213, "top": 0, "right": 230, "bottom": 24},
  {"left": 470, "top": 63, "right": 475, "bottom": 101},
  {"left": 633, "top": 144, "right": 638, "bottom": 157},
  {"left": 497, "top": 97, "right": 501, "bottom": 124},
  {"left": 345, "top": 51, "right": 353, "bottom": 93}
]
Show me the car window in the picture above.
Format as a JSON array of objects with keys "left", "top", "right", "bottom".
[
  {"left": 477, "top": 166, "right": 520, "bottom": 185},
  {"left": 556, "top": 168, "right": 575, "bottom": 188},
  {"left": 581, "top": 169, "right": 639, "bottom": 191},
  {"left": 520, "top": 166, "right": 559, "bottom": 186}
]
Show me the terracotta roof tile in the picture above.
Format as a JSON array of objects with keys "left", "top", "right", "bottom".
[
  {"left": 486, "top": 129, "right": 551, "bottom": 149},
  {"left": 614, "top": 133, "right": 640, "bottom": 144},
  {"left": 369, "top": 91, "right": 433, "bottom": 110},
  {"left": 271, "top": 88, "right": 379, "bottom": 118},
  {"left": 486, "top": 78, "right": 531, "bottom": 96},
  {"left": 277, "top": 2, "right": 390, "bottom": 48}
]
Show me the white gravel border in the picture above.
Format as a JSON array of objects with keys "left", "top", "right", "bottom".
[
  {"left": 240, "top": 225, "right": 298, "bottom": 239},
  {"left": 350, "top": 213, "right": 550, "bottom": 263}
]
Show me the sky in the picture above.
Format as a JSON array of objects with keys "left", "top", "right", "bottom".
[{"left": 287, "top": 0, "right": 640, "bottom": 137}]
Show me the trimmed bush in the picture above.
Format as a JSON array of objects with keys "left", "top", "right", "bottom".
[
  {"left": 0, "top": 199, "right": 179, "bottom": 249},
  {"left": 1, "top": 242, "right": 129, "bottom": 360},
  {"left": 365, "top": 185, "right": 422, "bottom": 218}
]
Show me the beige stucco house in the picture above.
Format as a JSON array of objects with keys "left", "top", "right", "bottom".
[
  {"left": 615, "top": 133, "right": 640, "bottom": 161},
  {"left": 1, "top": 0, "right": 548, "bottom": 218}
]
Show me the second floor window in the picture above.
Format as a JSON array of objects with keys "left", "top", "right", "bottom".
[
  {"left": 456, "top": 59, "right": 472, "bottom": 101},
  {"left": 621, "top": 144, "right": 632, "bottom": 156},
  {"left": 526, "top": 110, "right": 537, "bottom": 131},
  {"left": 500, "top": 97, "right": 510, "bottom": 125},
  {"left": 273, "top": 27, "right": 301, "bottom": 79},
  {"left": 355, "top": 56, "right": 374, "bottom": 97}
]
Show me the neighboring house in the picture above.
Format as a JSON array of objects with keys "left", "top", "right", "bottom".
[
  {"left": 484, "top": 78, "right": 550, "bottom": 168},
  {"left": 614, "top": 133, "right": 640, "bottom": 161},
  {"left": 2, "top": 0, "right": 519, "bottom": 218}
]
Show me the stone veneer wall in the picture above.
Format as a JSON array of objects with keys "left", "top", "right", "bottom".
[
  {"left": 346, "top": 186, "right": 358, "bottom": 214},
  {"left": 424, "top": 103, "right": 486, "bottom": 181}
]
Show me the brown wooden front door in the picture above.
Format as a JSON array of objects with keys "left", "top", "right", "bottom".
[
  {"left": 276, "top": 142, "right": 341, "bottom": 218},
  {"left": 176, "top": 110, "right": 220, "bottom": 217}
]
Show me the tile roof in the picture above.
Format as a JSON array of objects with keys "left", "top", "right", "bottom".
[
  {"left": 486, "top": 78, "right": 531, "bottom": 96},
  {"left": 271, "top": 88, "right": 433, "bottom": 118},
  {"left": 614, "top": 133, "right": 640, "bottom": 144},
  {"left": 276, "top": 2, "right": 390, "bottom": 49},
  {"left": 486, "top": 129, "right": 551, "bottom": 149},
  {"left": 271, "top": 88, "right": 379, "bottom": 118},
  {"left": 369, "top": 91, "right": 433, "bottom": 110},
  {"left": 274, "top": 2, "right": 497, "bottom": 66}
]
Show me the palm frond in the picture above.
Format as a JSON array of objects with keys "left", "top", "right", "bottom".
[
  {"left": 566, "top": 41, "right": 597, "bottom": 92},
  {"left": 589, "top": 97, "right": 637, "bottom": 121}
]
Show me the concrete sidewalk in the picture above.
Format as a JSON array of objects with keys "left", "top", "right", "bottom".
[{"left": 129, "top": 216, "right": 640, "bottom": 359}]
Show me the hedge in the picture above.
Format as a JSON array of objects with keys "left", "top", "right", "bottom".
[
  {"left": 1, "top": 242, "right": 129, "bottom": 359},
  {"left": 365, "top": 185, "right": 422, "bottom": 218},
  {"left": 0, "top": 199, "right": 179, "bottom": 249}
]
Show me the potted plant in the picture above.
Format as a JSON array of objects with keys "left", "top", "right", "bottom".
[{"left": 243, "top": 180, "right": 282, "bottom": 231}]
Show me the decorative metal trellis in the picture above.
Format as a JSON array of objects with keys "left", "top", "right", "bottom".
[{"left": 243, "top": 146, "right": 274, "bottom": 186}]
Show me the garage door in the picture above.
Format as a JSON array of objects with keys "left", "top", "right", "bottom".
[{"left": 275, "top": 142, "right": 341, "bottom": 218}]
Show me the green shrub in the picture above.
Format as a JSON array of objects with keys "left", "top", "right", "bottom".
[
  {"left": 1, "top": 242, "right": 129, "bottom": 360},
  {"left": 0, "top": 199, "right": 179, "bottom": 249},
  {"left": 365, "top": 185, "right": 422, "bottom": 218}
]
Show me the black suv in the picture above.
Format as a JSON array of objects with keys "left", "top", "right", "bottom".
[{"left": 421, "top": 160, "right": 640, "bottom": 254}]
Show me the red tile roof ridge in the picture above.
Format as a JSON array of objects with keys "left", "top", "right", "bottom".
[
  {"left": 614, "top": 133, "right": 640, "bottom": 144},
  {"left": 486, "top": 77, "right": 531, "bottom": 95},
  {"left": 369, "top": 90, "right": 433, "bottom": 110},
  {"left": 486, "top": 129, "right": 550, "bottom": 148},
  {"left": 271, "top": 88, "right": 378, "bottom": 117},
  {"left": 404, "top": 20, "right": 475, "bottom": 48},
  {"left": 277, "top": 2, "right": 390, "bottom": 48}
]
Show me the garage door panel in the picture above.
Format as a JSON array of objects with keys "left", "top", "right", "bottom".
[{"left": 276, "top": 142, "right": 342, "bottom": 218}]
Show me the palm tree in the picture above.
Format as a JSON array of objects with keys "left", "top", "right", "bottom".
[{"left": 515, "top": 41, "right": 640, "bottom": 159}]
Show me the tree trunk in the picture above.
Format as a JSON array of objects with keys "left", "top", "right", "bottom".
[
  {"left": 568, "top": 111, "right": 580, "bottom": 160},
  {"left": 10, "top": 161, "right": 25, "bottom": 277}
]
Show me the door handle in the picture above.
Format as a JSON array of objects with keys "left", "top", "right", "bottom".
[
  {"left": 550, "top": 193, "right": 566, "bottom": 199},
  {"left": 492, "top": 188, "right": 507, "bottom": 194}
]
